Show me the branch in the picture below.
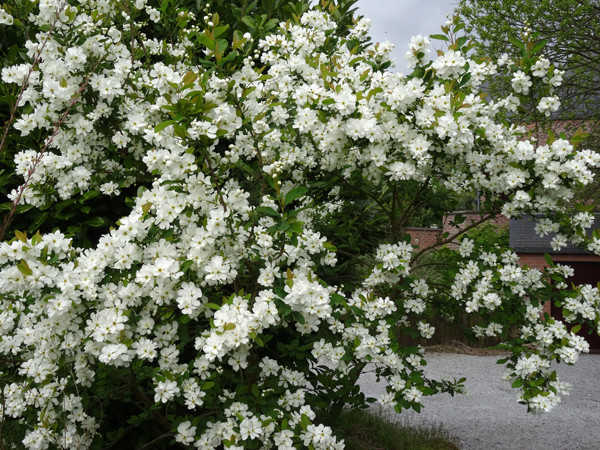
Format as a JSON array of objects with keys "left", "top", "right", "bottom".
[
  {"left": 126, "top": 371, "right": 187, "bottom": 449},
  {"left": 0, "top": 59, "right": 100, "bottom": 241},
  {"left": 0, "top": 0, "right": 69, "bottom": 158},
  {"left": 396, "top": 171, "right": 435, "bottom": 234},
  {"left": 411, "top": 212, "right": 497, "bottom": 264}
]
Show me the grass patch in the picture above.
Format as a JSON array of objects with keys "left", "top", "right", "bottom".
[
  {"left": 319, "top": 407, "right": 461, "bottom": 450},
  {"left": 425, "top": 340, "right": 510, "bottom": 356}
]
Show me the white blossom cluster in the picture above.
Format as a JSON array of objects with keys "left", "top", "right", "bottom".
[
  {"left": 1, "top": 1, "right": 600, "bottom": 448},
  {"left": 453, "top": 242, "right": 599, "bottom": 413}
]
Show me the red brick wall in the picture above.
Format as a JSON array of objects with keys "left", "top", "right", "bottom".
[
  {"left": 406, "top": 227, "right": 441, "bottom": 248},
  {"left": 517, "top": 253, "right": 548, "bottom": 271}
]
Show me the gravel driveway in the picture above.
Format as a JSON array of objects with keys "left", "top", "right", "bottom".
[{"left": 359, "top": 353, "right": 600, "bottom": 449}]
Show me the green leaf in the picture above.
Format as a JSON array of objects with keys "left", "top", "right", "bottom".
[
  {"left": 287, "top": 221, "right": 303, "bottom": 235},
  {"left": 180, "top": 260, "right": 194, "bottom": 273},
  {"left": 83, "top": 217, "right": 105, "bottom": 227},
  {"left": 429, "top": 34, "right": 449, "bottom": 41},
  {"left": 154, "top": 120, "right": 176, "bottom": 134},
  {"left": 253, "top": 334, "right": 264, "bottom": 347},
  {"left": 28, "top": 212, "right": 49, "bottom": 233},
  {"left": 330, "top": 293, "right": 346, "bottom": 306},
  {"left": 213, "top": 24, "right": 230, "bottom": 38},
  {"left": 264, "top": 18, "right": 279, "bottom": 31},
  {"left": 15, "top": 230, "right": 27, "bottom": 243},
  {"left": 283, "top": 187, "right": 308, "bottom": 207},
  {"left": 300, "top": 413, "right": 310, "bottom": 431},
  {"left": 459, "top": 72, "right": 472, "bottom": 87},
  {"left": 512, "top": 379, "right": 523, "bottom": 388},
  {"left": 17, "top": 259, "right": 32, "bottom": 276},
  {"left": 255, "top": 206, "right": 280, "bottom": 218},
  {"left": 241, "top": 16, "right": 255, "bottom": 30},
  {"left": 197, "top": 33, "right": 215, "bottom": 50},
  {"left": 531, "top": 40, "right": 548, "bottom": 55},
  {"left": 323, "top": 242, "right": 337, "bottom": 251},
  {"left": 575, "top": 203, "right": 594, "bottom": 213},
  {"left": 570, "top": 129, "right": 589, "bottom": 144},
  {"left": 251, "top": 384, "right": 260, "bottom": 398},
  {"left": 292, "top": 311, "right": 305, "bottom": 325},
  {"left": 31, "top": 231, "right": 43, "bottom": 246},
  {"left": 82, "top": 190, "right": 101, "bottom": 201}
]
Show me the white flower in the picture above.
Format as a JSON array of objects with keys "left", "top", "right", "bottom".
[
  {"left": 550, "top": 234, "right": 568, "bottom": 252},
  {"left": 146, "top": 6, "right": 161, "bottom": 22},
  {"left": 176, "top": 421, "right": 197, "bottom": 445},
  {"left": 459, "top": 238, "right": 474, "bottom": 257},
  {"left": 133, "top": 338, "right": 157, "bottom": 360},
  {"left": 100, "top": 181, "right": 120, "bottom": 195},
  {"left": 511, "top": 71, "right": 532, "bottom": 94},
  {"left": 99, "top": 343, "right": 131, "bottom": 366},
  {"left": 154, "top": 380, "right": 180, "bottom": 403},
  {"left": 531, "top": 58, "right": 550, "bottom": 77},
  {"left": 0, "top": 8, "right": 13, "bottom": 25},
  {"left": 406, "top": 34, "right": 430, "bottom": 69},
  {"left": 432, "top": 50, "right": 466, "bottom": 78},
  {"left": 239, "top": 416, "right": 262, "bottom": 441},
  {"left": 418, "top": 321, "right": 435, "bottom": 339},
  {"left": 537, "top": 96, "right": 560, "bottom": 116},
  {"left": 402, "top": 386, "right": 422, "bottom": 403}
]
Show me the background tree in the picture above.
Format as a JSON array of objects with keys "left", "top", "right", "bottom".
[{"left": 458, "top": 0, "right": 600, "bottom": 203}]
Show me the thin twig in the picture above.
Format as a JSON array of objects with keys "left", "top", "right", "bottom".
[
  {"left": 0, "top": 59, "right": 100, "bottom": 241},
  {"left": 0, "top": 0, "right": 69, "bottom": 158},
  {"left": 411, "top": 213, "right": 497, "bottom": 265},
  {"left": 136, "top": 432, "right": 175, "bottom": 449}
]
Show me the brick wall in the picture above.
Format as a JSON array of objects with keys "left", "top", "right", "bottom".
[
  {"left": 517, "top": 253, "right": 548, "bottom": 271},
  {"left": 406, "top": 227, "right": 441, "bottom": 249}
]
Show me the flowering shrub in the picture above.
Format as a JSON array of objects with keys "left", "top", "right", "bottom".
[{"left": 1, "top": 0, "right": 600, "bottom": 448}]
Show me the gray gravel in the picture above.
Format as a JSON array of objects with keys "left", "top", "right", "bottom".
[{"left": 359, "top": 353, "right": 600, "bottom": 449}]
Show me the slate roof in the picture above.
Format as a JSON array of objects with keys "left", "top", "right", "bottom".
[{"left": 509, "top": 215, "right": 600, "bottom": 254}]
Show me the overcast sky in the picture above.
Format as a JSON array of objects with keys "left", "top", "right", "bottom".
[{"left": 355, "top": 0, "right": 460, "bottom": 74}]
